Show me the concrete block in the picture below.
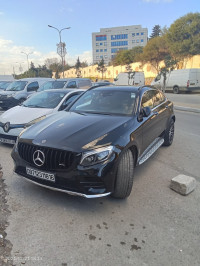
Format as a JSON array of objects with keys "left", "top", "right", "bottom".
[{"left": 170, "top": 174, "right": 196, "bottom": 195}]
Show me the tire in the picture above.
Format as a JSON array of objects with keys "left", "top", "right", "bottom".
[
  {"left": 163, "top": 119, "right": 175, "bottom": 146},
  {"left": 112, "top": 149, "right": 134, "bottom": 199},
  {"left": 173, "top": 86, "right": 179, "bottom": 94}
]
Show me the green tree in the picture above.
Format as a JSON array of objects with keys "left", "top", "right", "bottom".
[
  {"left": 111, "top": 47, "right": 143, "bottom": 66},
  {"left": 140, "top": 36, "right": 169, "bottom": 73},
  {"left": 160, "top": 55, "right": 178, "bottom": 92},
  {"left": 75, "top": 57, "right": 81, "bottom": 77},
  {"left": 81, "top": 61, "right": 88, "bottom": 68},
  {"left": 97, "top": 58, "right": 107, "bottom": 79},
  {"left": 150, "top": 25, "right": 161, "bottom": 39},
  {"left": 167, "top": 12, "right": 200, "bottom": 59}
]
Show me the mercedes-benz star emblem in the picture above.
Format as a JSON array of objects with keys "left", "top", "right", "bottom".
[
  {"left": 33, "top": 150, "right": 45, "bottom": 167},
  {"left": 3, "top": 122, "right": 10, "bottom": 133}
]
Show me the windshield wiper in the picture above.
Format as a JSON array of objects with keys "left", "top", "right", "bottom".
[
  {"left": 26, "top": 104, "right": 45, "bottom": 108},
  {"left": 84, "top": 111, "right": 112, "bottom": 115}
]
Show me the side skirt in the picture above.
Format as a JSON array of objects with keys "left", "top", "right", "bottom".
[{"left": 137, "top": 137, "right": 164, "bottom": 165}]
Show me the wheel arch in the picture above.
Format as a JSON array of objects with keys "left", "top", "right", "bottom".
[{"left": 129, "top": 145, "right": 138, "bottom": 167}]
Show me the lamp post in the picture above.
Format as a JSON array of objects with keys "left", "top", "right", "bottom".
[
  {"left": 15, "top": 62, "right": 24, "bottom": 74},
  {"left": 21, "top": 52, "right": 33, "bottom": 71},
  {"left": 48, "top": 25, "right": 70, "bottom": 78}
]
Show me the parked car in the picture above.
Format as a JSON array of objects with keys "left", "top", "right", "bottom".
[
  {"left": 0, "top": 89, "right": 84, "bottom": 144},
  {"left": 114, "top": 72, "right": 145, "bottom": 86},
  {"left": 151, "top": 68, "right": 200, "bottom": 93},
  {"left": 91, "top": 81, "right": 114, "bottom": 87},
  {"left": 0, "top": 78, "right": 54, "bottom": 109},
  {"left": 38, "top": 78, "right": 92, "bottom": 92},
  {"left": 0, "top": 81, "right": 13, "bottom": 90},
  {"left": 12, "top": 86, "right": 175, "bottom": 199}
]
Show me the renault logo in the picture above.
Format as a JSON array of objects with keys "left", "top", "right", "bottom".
[
  {"left": 33, "top": 150, "right": 45, "bottom": 167},
  {"left": 3, "top": 122, "right": 10, "bottom": 133}
]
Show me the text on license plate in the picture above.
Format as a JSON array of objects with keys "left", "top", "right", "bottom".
[
  {"left": 0, "top": 138, "right": 15, "bottom": 144},
  {"left": 26, "top": 167, "right": 55, "bottom": 182}
]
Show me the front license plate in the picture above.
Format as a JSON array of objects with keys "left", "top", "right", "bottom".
[
  {"left": 26, "top": 167, "right": 55, "bottom": 182},
  {"left": 0, "top": 138, "right": 15, "bottom": 144}
]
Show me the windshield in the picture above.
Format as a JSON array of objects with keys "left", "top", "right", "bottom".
[
  {"left": 70, "top": 89, "right": 136, "bottom": 116},
  {"left": 6, "top": 81, "right": 27, "bottom": 91},
  {"left": 52, "top": 81, "right": 67, "bottom": 89},
  {"left": 37, "top": 81, "right": 55, "bottom": 92},
  {"left": 22, "top": 91, "right": 68, "bottom": 109},
  {"left": 0, "top": 81, "right": 12, "bottom": 90}
]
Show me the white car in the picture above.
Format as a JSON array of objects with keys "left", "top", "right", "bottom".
[{"left": 0, "top": 89, "right": 84, "bottom": 144}]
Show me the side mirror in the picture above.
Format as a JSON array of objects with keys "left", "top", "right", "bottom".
[
  {"left": 142, "top": 106, "right": 151, "bottom": 117},
  {"left": 114, "top": 78, "right": 117, "bottom": 81}
]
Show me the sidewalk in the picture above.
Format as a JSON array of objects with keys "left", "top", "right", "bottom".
[{"left": 166, "top": 93, "right": 200, "bottom": 113}]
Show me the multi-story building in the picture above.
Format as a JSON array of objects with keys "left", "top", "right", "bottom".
[{"left": 92, "top": 25, "right": 148, "bottom": 65}]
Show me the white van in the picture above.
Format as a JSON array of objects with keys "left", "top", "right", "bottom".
[
  {"left": 114, "top": 72, "right": 145, "bottom": 86},
  {"left": 151, "top": 68, "right": 200, "bottom": 93},
  {"left": 0, "top": 77, "right": 54, "bottom": 109}
]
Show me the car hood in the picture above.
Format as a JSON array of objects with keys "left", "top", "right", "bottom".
[
  {"left": 21, "top": 111, "right": 133, "bottom": 152},
  {"left": 0, "top": 106, "right": 54, "bottom": 124},
  {"left": 0, "top": 90, "right": 17, "bottom": 96}
]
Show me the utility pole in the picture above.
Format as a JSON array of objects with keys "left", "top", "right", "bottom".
[
  {"left": 21, "top": 52, "right": 33, "bottom": 76},
  {"left": 48, "top": 25, "right": 70, "bottom": 78}
]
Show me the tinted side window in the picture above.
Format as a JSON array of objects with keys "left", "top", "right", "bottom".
[
  {"left": 153, "top": 90, "right": 166, "bottom": 108},
  {"left": 141, "top": 91, "right": 154, "bottom": 109},
  {"left": 155, "top": 74, "right": 161, "bottom": 81},
  {"left": 27, "top": 82, "right": 39, "bottom": 92},
  {"left": 66, "top": 81, "right": 77, "bottom": 88},
  {"left": 61, "top": 93, "right": 81, "bottom": 109},
  {"left": 159, "top": 91, "right": 166, "bottom": 103}
]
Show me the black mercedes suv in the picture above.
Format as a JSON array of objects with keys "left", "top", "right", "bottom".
[{"left": 12, "top": 86, "right": 175, "bottom": 199}]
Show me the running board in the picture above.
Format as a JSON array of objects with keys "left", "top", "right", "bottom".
[{"left": 138, "top": 137, "right": 164, "bottom": 165}]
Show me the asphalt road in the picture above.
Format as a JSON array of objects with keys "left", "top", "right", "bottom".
[
  {"left": 165, "top": 92, "right": 200, "bottom": 110},
  {"left": 0, "top": 110, "right": 200, "bottom": 266}
]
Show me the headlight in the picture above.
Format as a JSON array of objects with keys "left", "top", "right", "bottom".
[
  {"left": 25, "top": 115, "right": 46, "bottom": 127},
  {"left": 80, "top": 146, "right": 114, "bottom": 166}
]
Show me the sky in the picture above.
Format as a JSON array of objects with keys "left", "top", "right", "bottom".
[{"left": 0, "top": 0, "right": 199, "bottom": 75}]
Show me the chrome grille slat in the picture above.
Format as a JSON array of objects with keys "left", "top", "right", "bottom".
[{"left": 18, "top": 143, "right": 74, "bottom": 170}]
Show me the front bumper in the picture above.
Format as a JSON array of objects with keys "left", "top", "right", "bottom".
[
  {"left": 0, "top": 127, "right": 23, "bottom": 144},
  {"left": 16, "top": 174, "right": 111, "bottom": 198},
  {"left": 11, "top": 144, "right": 117, "bottom": 198}
]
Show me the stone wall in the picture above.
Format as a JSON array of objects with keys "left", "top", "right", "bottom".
[{"left": 53, "top": 55, "right": 200, "bottom": 84}]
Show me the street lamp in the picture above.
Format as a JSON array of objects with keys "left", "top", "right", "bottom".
[
  {"left": 16, "top": 62, "right": 24, "bottom": 74},
  {"left": 21, "top": 52, "right": 33, "bottom": 71},
  {"left": 48, "top": 25, "right": 71, "bottom": 78}
]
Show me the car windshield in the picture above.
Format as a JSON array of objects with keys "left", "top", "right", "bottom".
[
  {"left": 52, "top": 81, "right": 67, "bottom": 89},
  {"left": 70, "top": 89, "right": 136, "bottom": 116},
  {"left": 6, "top": 81, "right": 27, "bottom": 91},
  {"left": 37, "top": 81, "right": 55, "bottom": 92},
  {"left": 22, "top": 91, "right": 68, "bottom": 109},
  {"left": 0, "top": 81, "right": 12, "bottom": 90}
]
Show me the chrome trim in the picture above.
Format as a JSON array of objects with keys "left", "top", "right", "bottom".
[
  {"left": 16, "top": 174, "right": 111, "bottom": 198},
  {"left": 151, "top": 99, "right": 167, "bottom": 112}
]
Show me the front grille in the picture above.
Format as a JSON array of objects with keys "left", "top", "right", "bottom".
[
  {"left": 18, "top": 142, "right": 76, "bottom": 170},
  {"left": 0, "top": 95, "right": 8, "bottom": 100},
  {"left": 0, "top": 134, "right": 17, "bottom": 141}
]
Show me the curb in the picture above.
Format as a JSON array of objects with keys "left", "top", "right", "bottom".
[{"left": 174, "top": 105, "right": 200, "bottom": 113}]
